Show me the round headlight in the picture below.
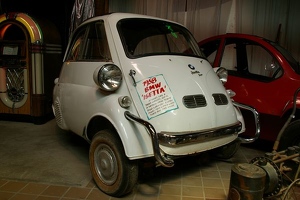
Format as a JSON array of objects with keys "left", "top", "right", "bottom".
[
  {"left": 216, "top": 67, "right": 228, "bottom": 84},
  {"left": 93, "top": 64, "right": 122, "bottom": 91}
]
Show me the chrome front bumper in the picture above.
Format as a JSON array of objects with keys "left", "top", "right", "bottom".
[
  {"left": 158, "top": 122, "right": 241, "bottom": 146},
  {"left": 124, "top": 111, "right": 242, "bottom": 168}
]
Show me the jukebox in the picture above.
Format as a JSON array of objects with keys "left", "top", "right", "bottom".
[{"left": 0, "top": 12, "right": 62, "bottom": 124}]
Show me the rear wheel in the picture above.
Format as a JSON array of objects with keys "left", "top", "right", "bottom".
[
  {"left": 276, "top": 120, "right": 300, "bottom": 184},
  {"left": 89, "top": 129, "right": 139, "bottom": 197},
  {"left": 278, "top": 120, "right": 300, "bottom": 151}
]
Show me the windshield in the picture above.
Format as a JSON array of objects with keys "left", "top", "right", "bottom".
[
  {"left": 117, "top": 18, "right": 204, "bottom": 58},
  {"left": 268, "top": 40, "right": 300, "bottom": 74}
]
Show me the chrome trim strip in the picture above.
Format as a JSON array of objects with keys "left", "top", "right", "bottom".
[
  {"left": 158, "top": 122, "right": 241, "bottom": 146},
  {"left": 124, "top": 111, "right": 174, "bottom": 168}
]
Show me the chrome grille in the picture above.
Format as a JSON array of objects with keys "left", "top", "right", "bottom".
[
  {"left": 212, "top": 93, "right": 228, "bottom": 105},
  {"left": 6, "top": 68, "right": 25, "bottom": 102},
  {"left": 182, "top": 95, "right": 206, "bottom": 108}
]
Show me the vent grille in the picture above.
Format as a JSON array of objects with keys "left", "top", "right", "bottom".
[
  {"left": 6, "top": 68, "right": 25, "bottom": 102},
  {"left": 53, "top": 100, "right": 63, "bottom": 127},
  {"left": 182, "top": 95, "right": 206, "bottom": 108},
  {"left": 212, "top": 93, "right": 228, "bottom": 105}
]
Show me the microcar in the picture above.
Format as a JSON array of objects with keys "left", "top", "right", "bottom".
[{"left": 52, "top": 14, "right": 258, "bottom": 197}]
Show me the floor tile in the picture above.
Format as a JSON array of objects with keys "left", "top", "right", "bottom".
[{"left": 0, "top": 144, "right": 287, "bottom": 200}]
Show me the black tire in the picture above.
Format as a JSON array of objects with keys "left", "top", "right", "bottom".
[
  {"left": 89, "top": 129, "right": 139, "bottom": 197},
  {"left": 278, "top": 120, "right": 300, "bottom": 151}
]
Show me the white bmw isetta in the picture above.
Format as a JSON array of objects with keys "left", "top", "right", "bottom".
[{"left": 52, "top": 13, "right": 259, "bottom": 197}]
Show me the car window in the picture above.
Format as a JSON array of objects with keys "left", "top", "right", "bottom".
[
  {"left": 134, "top": 32, "right": 189, "bottom": 55},
  {"left": 67, "top": 28, "right": 86, "bottom": 61},
  {"left": 118, "top": 18, "right": 204, "bottom": 58},
  {"left": 220, "top": 39, "right": 282, "bottom": 81},
  {"left": 200, "top": 39, "right": 221, "bottom": 65},
  {"left": 270, "top": 40, "right": 300, "bottom": 75},
  {"left": 221, "top": 44, "right": 236, "bottom": 70},
  {"left": 246, "top": 45, "right": 281, "bottom": 78},
  {"left": 66, "top": 21, "right": 111, "bottom": 62}
]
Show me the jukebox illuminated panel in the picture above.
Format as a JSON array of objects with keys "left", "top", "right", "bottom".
[
  {"left": 0, "top": 13, "right": 62, "bottom": 124},
  {"left": 0, "top": 24, "right": 30, "bottom": 115}
]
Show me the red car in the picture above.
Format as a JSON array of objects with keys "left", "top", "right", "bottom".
[{"left": 198, "top": 33, "right": 300, "bottom": 150}]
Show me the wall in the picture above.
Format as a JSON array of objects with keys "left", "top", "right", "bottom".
[
  {"left": 109, "top": 0, "right": 300, "bottom": 62},
  {"left": 1, "top": 0, "right": 299, "bottom": 61}
]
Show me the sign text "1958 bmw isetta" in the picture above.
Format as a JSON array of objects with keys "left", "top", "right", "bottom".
[{"left": 52, "top": 13, "right": 259, "bottom": 197}]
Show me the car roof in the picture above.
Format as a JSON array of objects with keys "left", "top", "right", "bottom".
[
  {"left": 199, "top": 33, "right": 269, "bottom": 43},
  {"left": 218, "top": 33, "right": 264, "bottom": 38},
  {"left": 80, "top": 12, "right": 182, "bottom": 27}
]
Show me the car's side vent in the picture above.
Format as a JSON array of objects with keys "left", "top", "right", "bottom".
[
  {"left": 183, "top": 95, "right": 207, "bottom": 108},
  {"left": 212, "top": 93, "right": 228, "bottom": 105},
  {"left": 53, "top": 99, "right": 64, "bottom": 128}
]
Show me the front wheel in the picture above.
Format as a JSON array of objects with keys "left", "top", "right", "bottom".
[
  {"left": 278, "top": 120, "right": 300, "bottom": 151},
  {"left": 89, "top": 129, "right": 139, "bottom": 197}
]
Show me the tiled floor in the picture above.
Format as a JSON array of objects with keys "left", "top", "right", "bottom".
[
  {"left": 1, "top": 117, "right": 299, "bottom": 200},
  {"left": 1, "top": 144, "right": 286, "bottom": 200}
]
